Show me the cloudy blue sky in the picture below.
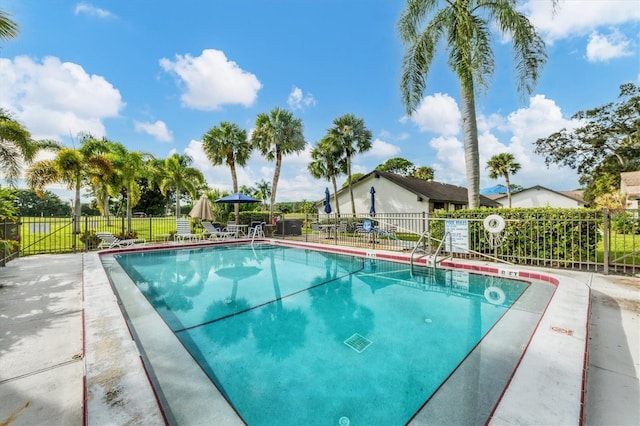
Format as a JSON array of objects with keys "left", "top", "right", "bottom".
[{"left": 1, "top": 0, "right": 638, "bottom": 202}]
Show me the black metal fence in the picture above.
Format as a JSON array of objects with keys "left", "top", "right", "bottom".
[{"left": 1, "top": 209, "right": 638, "bottom": 275}]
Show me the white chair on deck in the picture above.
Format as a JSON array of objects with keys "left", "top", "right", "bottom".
[
  {"left": 175, "top": 219, "right": 201, "bottom": 242},
  {"left": 202, "top": 221, "right": 236, "bottom": 240},
  {"left": 96, "top": 232, "right": 146, "bottom": 249}
]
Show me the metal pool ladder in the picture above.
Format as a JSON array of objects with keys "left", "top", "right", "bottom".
[{"left": 410, "top": 231, "right": 452, "bottom": 272}]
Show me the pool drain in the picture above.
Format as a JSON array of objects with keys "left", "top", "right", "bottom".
[
  {"left": 339, "top": 416, "right": 350, "bottom": 426},
  {"left": 344, "top": 333, "right": 372, "bottom": 353}
]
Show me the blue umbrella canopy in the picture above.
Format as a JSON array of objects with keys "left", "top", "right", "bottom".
[
  {"left": 324, "top": 187, "right": 332, "bottom": 214},
  {"left": 369, "top": 186, "right": 376, "bottom": 216},
  {"left": 215, "top": 192, "right": 260, "bottom": 203}
]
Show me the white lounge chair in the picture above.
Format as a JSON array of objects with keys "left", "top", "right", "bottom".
[
  {"left": 202, "top": 221, "right": 236, "bottom": 240},
  {"left": 175, "top": 219, "right": 202, "bottom": 242},
  {"left": 96, "top": 232, "right": 146, "bottom": 249}
]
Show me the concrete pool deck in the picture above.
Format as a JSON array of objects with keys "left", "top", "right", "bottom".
[{"left": 0, "top": 247, "right": 638, "bottom": 425}]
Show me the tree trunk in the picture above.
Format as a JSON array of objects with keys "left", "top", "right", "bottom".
[
  {"left": 270, "top": 152, "right": 282, "bottom": 220},
  {"left": 126, "top": 190, "right": 132, "bottom": 233},
  {"left": 103, "top": 198, "right": 111, "bottom": 226},
  {"left": 347, "top": 154, "right": 355, "bottom": 216},
  {"left": 73, "top": 182, "right": 81, "bottom": 234},
  {"left": 505, "top": 173, "right": 512, "bottom": 208},
  {"left": 331, "top": 175, "right": 341, "bottom": 216},
  {"left": 231, "top": 164, "right": 240, "bottom": 223},
  {"left": 175, "top": 187, "right": 181, "bottom": 219},
  {"left": 460, "top": 85, "right": 480, "bottom": 209}
]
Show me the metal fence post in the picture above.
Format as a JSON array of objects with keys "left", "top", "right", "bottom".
[
  {"left": 603, "top": 209, "right": 609, "bottom": 275},
  {"left": 84, "top": 215, "right": 89, "bottom": 252},
  {"left": 72, "top": 215, "right": 77, "bottom": 253}
]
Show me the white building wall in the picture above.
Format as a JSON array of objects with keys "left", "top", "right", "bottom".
[
  {"left": 325, "top": 175, "right": 430, "bottom": 215},
  {"left": 500, "top": 188, "right": 582, "bottom": 208}
]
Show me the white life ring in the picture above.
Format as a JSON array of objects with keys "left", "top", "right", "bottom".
[
  {"left": 484, "top": 286, "right": 506, "bottom": 305},
  {"left": 483, "top": 214, "right": 506, "bottom": 233}
]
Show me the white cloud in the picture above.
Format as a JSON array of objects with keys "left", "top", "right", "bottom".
[
  {"left": 523, "top": 0, "right": 640, "bottom": 44},
  {"left": 404, "top": 93, "right": 461, "bottom": 136},
  {"left": 586, "top": 30, "right": 634, "bottom": 62},
  {"left": 287, "top": 86, "right": 317, "bottom": 111},
  {"left": 501, "top": 95, "right": 580, "bottom": 189},
  {"left": 430, "top": 135, "right": 465, "bottom": 185},
  {"left": 0, "top": 55, "right": 125, "bottom": 140},
  {"left": 159, "top": 49, "right": 262, "bottom": 111},
  {"left": 426, "top": 94, "right": 581, "bottom": 190},
  {"left": 134, "top": 120, "right": 173, "bottom": 142},
  {"left": 73, "top": 2, "right": 116, "bottom": 19},
  {"left": 362, "top": 138, "right": 401, "bottom": 158}
]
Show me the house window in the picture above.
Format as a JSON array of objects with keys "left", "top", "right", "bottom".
[
  {"left": 433, "top": 202, "right": 445, "bottom": 210},
  {"left": 453, "top": 204, "right": 464, "bottom": 210}
]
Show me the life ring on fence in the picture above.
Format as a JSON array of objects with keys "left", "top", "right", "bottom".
[
  {"left": 484, "top": 286, "right": 506, "bottom": 305},
  {"left": 483, "top": 214, "right": 506, "bottom": 233}
]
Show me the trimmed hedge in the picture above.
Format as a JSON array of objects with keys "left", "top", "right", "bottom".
[{"left": 430, "top": 208, "right": 601, "bottom": 265}]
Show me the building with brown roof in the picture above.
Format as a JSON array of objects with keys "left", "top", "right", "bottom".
[
  {"left": 620, "top": 171, "right": 640, "bottom": 209},
  {"left": 318, "top": 170, "right": 500, "bottom": 215}
]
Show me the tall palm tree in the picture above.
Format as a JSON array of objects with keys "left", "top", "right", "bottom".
[
  {"left": 399, "top": 0, "right": 548, "bottom": 208},
  {"left": 308, "top": 136, "right": 347, "bottom": 216},
  {"left": 202, "top": 122, "right": 251, "bottom": 223},
  {"left": 251, "top": 107, "right": 306, "bottom": 219},
  {"left": 328, "top": 114, "right": 372, "bottom": 215},
  {"left": 79, "top": 136, "right": 115, "bottom": 224},
  {"left": 486, "top": 152, "right": 521, "bottom": 208},
  {"left": 0, "top": 9, "right": 19, "bottom": 42},
  {"left": 25, "top": 139, "right": 113, "bottom": 233},
  {"left": 158, "top": 153, "right": 205, "bottom": 219},
  {"left": 108, "top": 142, "right": 150, "bottom": 232}
]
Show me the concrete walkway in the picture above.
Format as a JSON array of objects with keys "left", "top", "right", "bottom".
[{"left": 0, "top": 253, "right": 638, "bottom": 425}]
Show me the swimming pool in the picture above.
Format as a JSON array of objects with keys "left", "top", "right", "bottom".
[{"left": 101, "top": 242, "right": 552, "bottom": 425}]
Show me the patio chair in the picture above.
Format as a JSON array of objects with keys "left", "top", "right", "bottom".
[
  {"left": 248, "top": 222, "right": 265, "bottom": 238},
  {"left": 175, "top": 219, "right": 202, "bottom": 242},
  {"left": 96, "top": 232, "right": 146, "bottom": 249},
  {"left": 355, "top": 220, "right": 377, "bottom": 243},
  {"left": 202, "top": 221, "right": 236, "bottom": 240},
  {"left": 310, "top": 222, "right": 322, "bottom": 238}
]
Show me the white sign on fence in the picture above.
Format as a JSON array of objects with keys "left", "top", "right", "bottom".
[
  {"left": 29, "top": 223, "right": 51, "bottom": 234},
  {"left": 445, "top": 219, "right": 469, "bottom": 254}
]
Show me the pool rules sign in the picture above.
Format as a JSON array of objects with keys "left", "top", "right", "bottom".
[{"left": 445, "top": 219, "right": 470, "bottom": 254}]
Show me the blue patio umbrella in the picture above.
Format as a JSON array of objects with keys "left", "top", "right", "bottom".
[
  {"left": 324, "top": 187, "right": 332, "bottom": 214},
  {"left": 369, "top": 186, "right": 376, "bottom": 216},
  {"left": 215, "top": 193, "right": 260, "bottom": 204}
]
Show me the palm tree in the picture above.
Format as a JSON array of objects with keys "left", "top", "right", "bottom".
[
  {"left": 108, "top": 142, "right": 151, "bottom": 232},
  {"left": 251, "top": 107, "right": 306, "bottom": 219},
  {"left": 253, "top": 179, "right": 272, "bottom": 211},
  {"left": 486, "top": 152, "right": 521, "bottom": 208},
  {"left": 308, "top": 136, "right": 347, "bottom": 216},
  {"left": 328, "top": 114, "right": 372, "bottom": 215},
  {"left": 0, "top": 9, "right": 19, "bottom": 42},
  {"left": 202, "top": 122, "right": 251, "bottom": 223},
  {"left": 0, "top": 108, "right": 59, "bottom": 186},
  {"left": 25, "top": 139, "right": 113, "bottom": 233},
  {"left": 158, "top": 153, "right": 205, "bottom": 219},
  {"left": 411, "top": 166, "right": 435, "bottom": 181},
  {"left": 398, "top": 0, "right": 548, "bottom": 208},
  {"left": 79, "top": 136, "right": 115, "bottom": 224}
]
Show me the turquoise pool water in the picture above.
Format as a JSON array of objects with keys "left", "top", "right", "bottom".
[{"left": 113, "top": 243, "right": 529, "bottom": 425}]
